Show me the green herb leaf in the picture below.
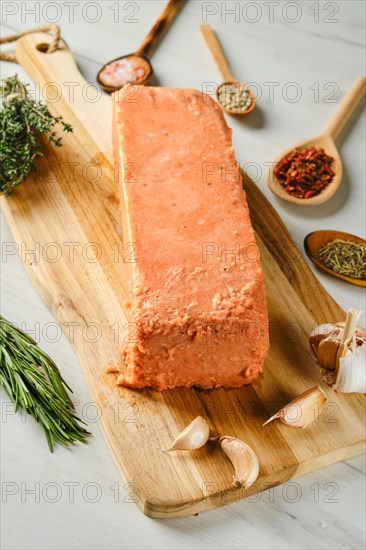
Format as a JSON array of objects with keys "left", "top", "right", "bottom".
[
  {"left": 0, "top": 316, "right": 91, "bottom": 451},
  {"left": 0, "top": 75, "right": 73, "bottom": 196}
]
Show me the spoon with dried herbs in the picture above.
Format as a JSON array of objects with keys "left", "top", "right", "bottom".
[
  {"left": 0, "top": 316, "right": 90, "bottom": 451},
  {"left": 305, "top": 230, "right": 366, "bottom": 287},
  {"left": 0, "top": 75, "right": 72, "bottom": 196}
]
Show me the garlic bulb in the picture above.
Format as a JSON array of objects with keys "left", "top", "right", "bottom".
[
  {"left": 309, "top": 309, "right": 366, "bottom": 393},
  {"left": 263, "top": 386, "right": 327, "bottom": 428},
  {"left": 163, "top": 416, "right": 210, "bottom": 452},
  {"left": 220, "top": 436, "right": 259, "bottom": 489}
]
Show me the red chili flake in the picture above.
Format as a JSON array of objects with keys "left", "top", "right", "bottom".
[{"left": 274, "top": 147, "right": 335, "bottom": 199}]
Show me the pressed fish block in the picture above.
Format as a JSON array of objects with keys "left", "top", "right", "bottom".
[{"left": 112, "top": 86, "right": 269, "bottom": 390}]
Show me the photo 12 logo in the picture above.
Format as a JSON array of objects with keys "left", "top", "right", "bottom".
[
  {"left": 201, "top": 1, "right": 340, "bottom": 24},
  {"left": 202, "top": 80, "right": 342, "bottom": 105},
  {"left": 1, "top": 1, "right": 140, "bottom": 24},
  {"left": 1, "top": 479, "right": 141, "bottom": 504}
]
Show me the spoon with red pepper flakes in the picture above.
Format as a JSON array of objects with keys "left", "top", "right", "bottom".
[{"left": 268, "top": 76, "right": 366, "bottom": 205}]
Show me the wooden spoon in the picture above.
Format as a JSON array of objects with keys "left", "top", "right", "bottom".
[
  {"left": 200, "top": 24, "right": 255, "bottom": 117},
  {"left": 304, "top": 230, "right": 366, "bottom": 287},
  {"left": 268, "top": 76, "right": 366, "bottom": 205},
  {"left": 97, "top": 0, "right": 186, "bottom": 92}
]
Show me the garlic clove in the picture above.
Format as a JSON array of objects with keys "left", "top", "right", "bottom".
[
  {"left": 263, "top": 386, "right": 327, "bottom": 428},
  {"left": 220, "top": 436, "right": 259, "bottom": 489},
  {"left": 163, "top": 416, "right": 210, "bottom": 452},
  {"left": 334, "top": 346, "right": 366, "bottom": 394},
  {"left": 317, "top": 335, "right": 340, "bottom": 370},
  {"left": 309, "top": 323, "right": 340, "bottom": 357}
]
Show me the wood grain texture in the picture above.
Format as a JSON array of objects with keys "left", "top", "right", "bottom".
[{"left": 1, "top": 33, "right": 365, "bottom": 519}]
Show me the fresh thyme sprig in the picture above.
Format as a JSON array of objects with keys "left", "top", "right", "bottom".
[
  {"left": 0, "top": 75, "right": 73, "bottom": 196},
  {"left": 0, "top": 316, "right": 91, "bottom": 451}
]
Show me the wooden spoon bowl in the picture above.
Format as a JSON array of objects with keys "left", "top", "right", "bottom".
[
  {"left": 268, "top": 76, "right": 366, "bottom": 206},
  {"left": 304, "top": 230, "right": 366, "bottom": 287},
  {"left": 216, "top": 81, "right": 256, "bottom": 117},
  {"left": 97, "top": 53, "right": 153, "bottom": 93},
  {"left": 268, "top": 133, "right": 342, "bottom": 206}
]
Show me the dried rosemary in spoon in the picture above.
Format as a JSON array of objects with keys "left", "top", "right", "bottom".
[
  {"left": 0, "top": 316, "right": 90, "bottom": 451},
  {"left": 0, "top": 75, "right": 73, "bottom": 196},
  {"left": 318, "top": 239, "right": 366, "bottom": 280}
]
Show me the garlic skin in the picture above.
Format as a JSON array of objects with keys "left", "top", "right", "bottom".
[
  {"left": 334, "top": 346, "right": 366, "bottom": 393},
  {"left": 163, "top": 416, "right": 210, "bottom": 452},
  {"left": 263, "top": 386, "right": 327, "bottom": 429},
  {"left": 220, "top": 436, "right": 259, "bottom": 489}
]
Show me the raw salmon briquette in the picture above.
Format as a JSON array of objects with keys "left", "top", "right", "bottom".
[{"left": 112, "top": 86, "right": 269, "bottom": 390}]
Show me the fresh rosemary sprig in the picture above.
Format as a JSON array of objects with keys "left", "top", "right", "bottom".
[
  {"left": 0, "top": 75, "right": 73, "bottom": 196},
  {"left": 0, "top": 316, "right": 91, "bottom": 451}
]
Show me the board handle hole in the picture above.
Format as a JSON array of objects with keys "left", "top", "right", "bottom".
[{"left": 36, "top": 43, "right": 51, "bottom": 53}]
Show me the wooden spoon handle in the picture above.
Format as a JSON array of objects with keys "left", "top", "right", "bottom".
[
  {"left": 200, "top": 24, "right": 234, "bottom": 82},
  {"left": 136, "top": 0, "right": 186, "bottom": 58},
  {"left": 325, "top": 76, "right": 366, "bottom": 140}
]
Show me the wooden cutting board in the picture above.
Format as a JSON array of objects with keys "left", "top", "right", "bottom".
[{"left": 2, "top": 33, "right": 365, "bottom": 518}]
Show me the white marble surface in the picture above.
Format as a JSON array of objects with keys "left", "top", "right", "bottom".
[{"left": 1, "top": 1, "right": 365, "bottom": 549}]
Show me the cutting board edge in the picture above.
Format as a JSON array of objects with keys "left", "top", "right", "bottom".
[
  {"left": 88, "top": 330, "right": 365, "bottom": 520},
  {"left": 130, "top": 439, "right": 366, "bottom": 518}
]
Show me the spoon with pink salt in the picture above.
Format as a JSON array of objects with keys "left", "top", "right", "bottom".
[{"left": 97, "top": 0, "right": 186, "bottom": 93}]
